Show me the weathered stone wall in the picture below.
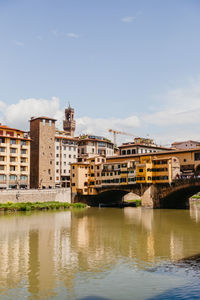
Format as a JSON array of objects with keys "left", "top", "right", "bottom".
[{"left": 0, "top": 188, "right": 71, "bottom": 204}]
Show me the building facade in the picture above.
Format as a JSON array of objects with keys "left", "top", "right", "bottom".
[
  {"left": 71, "top": 154, "right": 180, "bottom": 196},
  {"left": 172, "top": 140, "right": 200, "bottom": 150},
  {"left": 0, "top": 124, "right": 30, "bottom": 189},
  {"left": 119, "top": 138, "right": 171, "bottom": 156},
  {"left": 55, "top": 130, "right": 78, "bottom": 187},
  {"left": 78, "top": 135, "right": 114, "bottom": 161},
  {"left": 30, "top": 117, "right": 56, "bottom": 189}
]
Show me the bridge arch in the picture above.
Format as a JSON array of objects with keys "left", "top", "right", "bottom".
[
  {"left": 195, "top": 164, "right": 200, "bottom": 175},
  {"left": 160, "top": 184, "right": 200, "bottom": 209}
]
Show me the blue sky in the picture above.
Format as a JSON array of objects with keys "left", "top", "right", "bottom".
[{"left": 0, "top": 0, "right": 200, "bottom": 144}]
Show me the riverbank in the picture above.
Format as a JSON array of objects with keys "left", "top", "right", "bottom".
[
  {"left": 0, "top": 188, "right": 71, "bottom": 203},
  {"left": 0, "top": 201, "right": 86, "bottom": 211}
]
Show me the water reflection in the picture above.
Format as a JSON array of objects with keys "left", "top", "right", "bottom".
[{"left": 0, "top": 207, "right": 200, "bottom": 299}]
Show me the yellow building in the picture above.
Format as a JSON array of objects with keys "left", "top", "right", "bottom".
[
  {"left": 136, "top": 156, "right": 180, "bottom": 184},
  {"left": 0, "top": 124, "right": 31, "bottom": 189},
  {"left": 71, "top": 154, "right": 181, "bottom": 196},
  {"left": 71, "top": 162, "right": 89, "bottom": 195},
  {"left": 107, "top": 148, "right": 200, "bottom": 177}
]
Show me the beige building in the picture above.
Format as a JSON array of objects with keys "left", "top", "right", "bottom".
[
  {"left": 0, "top": 124, "right": 30, "bottom": 189},
  {"left": 30, "top": 117, "right": 56, "bottom": 189},
  {"left": 78, "top": 135, "right": 114, "bottom": 161}
]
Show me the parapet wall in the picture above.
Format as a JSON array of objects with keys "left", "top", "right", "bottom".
[{"left": 0, "top": 188, "right": 71, "bottom": 204}]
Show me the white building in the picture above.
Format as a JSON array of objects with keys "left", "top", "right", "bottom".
[
  {"left": 172, "top": 140, "right": 200, "bottom": 150},
  {"left": 119, "top": 138, "right": 171, "bottom": 156},
  {"left": 55, "top": 130, "right": 78, "bottom": 187}
]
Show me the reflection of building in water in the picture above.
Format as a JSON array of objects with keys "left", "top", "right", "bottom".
[
  {"left": 170, "top": 232, "right": 184, "bottom": 260},
  {"left": 190, "top": 202, "right": 200, "bottom": 223},
  {"left": 0, "top": 231, "right": 29, "bottom": 288},
  {"left": 1, "top": 209, "right": 200, "bottom": 299}
]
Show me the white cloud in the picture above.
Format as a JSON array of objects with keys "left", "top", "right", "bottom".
[
  {"left": 76, "top": 115, "right": 140, "bottom": 138},
  {"left": 36, "top": 35, "right": 43, "bottom": 41},
  {"left": 143, "top": 80, "right": 200, "bottom": 126},
  {"left": 1, "top": 97, "right": 63, "bottom": 131},
  {"left": 13, "top": 40, "right": 24, "bottom": 47},
  {"left": 121, "top": 16, "right": 136, "bottom": 23},
  {"left": 67, "top": 33, "right": 79, "bottom": 39},
  {"left": 0, "top": 98, "right": 140, "bottom": 145},
  {"left": 51, "top": 29, "right": 60, "bottom": 37}
]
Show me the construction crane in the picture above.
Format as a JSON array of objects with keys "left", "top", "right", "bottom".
[{"left": 108, "top": 128, "right": 136, "bottom": 147}]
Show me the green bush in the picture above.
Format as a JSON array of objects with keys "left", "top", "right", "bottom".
[{"left": 0, "top": 201, "right": 87, "bottom": 212}]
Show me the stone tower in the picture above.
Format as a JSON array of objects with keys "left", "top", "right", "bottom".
[
  {"left": 30, "top": 117, "right": 56, "bottom": 189},
  {"left": 63, "top": 104, "right": 76, "bottom": 137}
]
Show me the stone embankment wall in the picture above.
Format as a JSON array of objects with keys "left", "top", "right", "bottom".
[{"left": 0, "top": 188, "right": 71, "bottom": 204}]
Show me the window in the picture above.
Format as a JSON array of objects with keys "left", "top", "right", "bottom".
[
  {"left": 9, "top": 175, "right": 16, "bottom": 180},
  {"left": 10, "top": 139, "right": 16, "bottom": 145},
  {"left": 64, "top": 154, "right": 66, "bottom": 158},
  {"left": 56, "top": 146, "right": 59, "bottom": 150},
  {"left": 10, "top": 148, "right": 17, "bottom": 153},
  {"left": 21, "top": 149, "right": 27, "bottom": 155},
  {"left": 0, "top": 175, "right": 6, "bottom": 181},
  {"left": 195, "top": 153, "right": 200, "bottom": 161},
  {"left": 0, "top": 147, "right": 5, "bottom": 152},
  {"left": 21, "top": 140, "right": 26, "bottom": 146},
  {"left": 49, "top": 120, "right": 52, "bottom": 126},
  {"left": 21, "top": 166, "right": 26, "bottom": 171},
  {"left": 43, "top": 119, "right": 45, "bottom": 126},
  {"left": 69, "top": 154, "right": 71, "bottom": 158},
  {"left": 6, "top": 131, "right": 14, "bottom": 137},
  {"left": 139, "top": 169, "right": 143, "bottom": 172},
  {"left": 10, "top": 166, "right": 16, "bottom": 171},
  {"left": 56, "top": 154, "right": 59, "bottom": 157},
  {"left": 20, "top": 175, "right": 27, "bottom": 180},
  {"left": 0, "top": 165, "right": 4, "bottom": 170},
  {"left": 0, "top": 156, "right": 5, "bottom": 161}
]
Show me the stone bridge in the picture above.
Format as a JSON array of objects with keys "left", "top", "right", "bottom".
[{"left": 73, "top": 178, "right": 200, "bottom": 209}]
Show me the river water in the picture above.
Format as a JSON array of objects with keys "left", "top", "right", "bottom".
[{"left": 0, "top": 207, "right": 200, "bottom": 300}]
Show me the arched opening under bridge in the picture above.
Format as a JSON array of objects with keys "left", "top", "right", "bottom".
[{"left": 160, "top": 186, "right": 200, "bottom": 209}]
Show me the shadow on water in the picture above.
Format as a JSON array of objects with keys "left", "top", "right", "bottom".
[{"left": 148, "top": 254, "right": 200, "bottom": 300}]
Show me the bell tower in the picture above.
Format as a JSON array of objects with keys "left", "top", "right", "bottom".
[{"left": 63, "top": 104, "right": 76, "bottom": 137}]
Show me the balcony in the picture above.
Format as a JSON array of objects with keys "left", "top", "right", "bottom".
[
  {"left": 10, "top": 152, "right": 18, "bottom": 157},
  {"left": 9, "top": 161, "right": 18, "bottom": 165},
  {"left": 10, "top": 144, "right": 19, "bottom": 148},
  {"left": 20, "top": 170, "right": 28, "bottom": 175},
  {"left": 20, "top": 162, "right": 28, "bottom": 166},
  {"left": 21, "top": 145, "right": 29, "bottom": 150}
]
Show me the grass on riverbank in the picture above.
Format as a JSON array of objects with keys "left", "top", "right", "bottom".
[
  {"left": 0, "top": 201, "right": 86, "bottom": 212},
  {"left": 124, "top": 199, "right": 141, "bottom": 206},
  {"left": 192, "top": 195, "right": 200, "bottom": 199}
]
